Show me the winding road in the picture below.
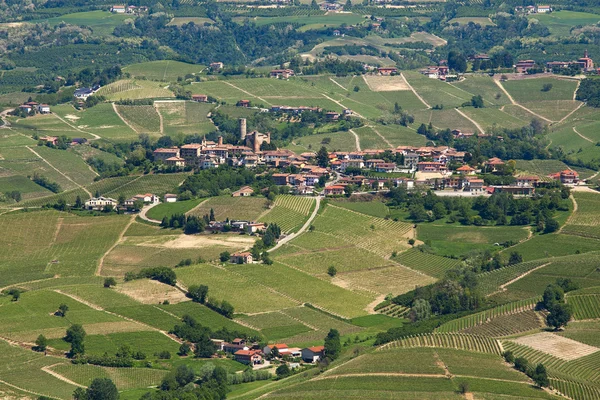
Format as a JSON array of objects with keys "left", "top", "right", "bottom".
[{"left": 268, "top": 196, "right": 321, "bottom": 253}]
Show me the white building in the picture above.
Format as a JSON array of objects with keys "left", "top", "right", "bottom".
[{"left": 85, "top": 196, "right": 117, "bottom": 211}]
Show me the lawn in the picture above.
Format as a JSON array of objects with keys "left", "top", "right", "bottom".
[
  {"left": 416, "top": 224, "right": 529, "bottom": 258},
  {"left": 146, "top": 198, "right": 204, "bottom": 221}
]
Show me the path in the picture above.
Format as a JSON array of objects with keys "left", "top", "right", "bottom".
[
  {"left": 42, "top": 364, "right": 86, "bottom": 388},
  {"left": 95, "top": 214, "right": 136, "bottom": 276},
  {"left": 574, "top": 79, "right": 581, "bottom": 101},
  {"left": 558, "top": 102, "right": 584, "bottom": 125},
  {"left": 222, "top": 81, "right": 271, "bottom": 105},
  {"left": 349, "top": 129, "right": 362, "bottom": 151},
  {"left": 52, "top": 113, "right": 101, "bottom": 140},
  {"left": 365, "top": 294, "right": 386, "bottom": 314},
  {"left": 185, "top": 198, "right": 210, "bottom": 216},
  {"left": 400, "top": 73, "right": 430, "bottom": 109},
  {"left": 26, "top": 146, "right": 93, "bottom": 198},
  {"left": 488, "top": 262, "right": 551, "bottom": 296},
  {"left": 321, "top": 94, "right": 365, "bottom": 119},
  {"left": 369, "top": 125, "right": 394, "bottom": 149},
  {"left": 572, "top": 126, "right": 594, "bottom": 143},
  {"left": 139, "top": 202, "right": 162, "bottom": 224},
  {"left": 493, "top": 80, "right": 553, "bottom": 123},
  {"left": 112, "top": 102, "right": 139, "bottom": 134},
  {"left": 329, "top": 77, "right": 347, "bottom": 91},
  {"left": 268, "top": 197, "right": 320, "bottom": 252},
  {"left": 559, "top": 195, "right": 577, "bottom": 233},
  {"left": 455, "top": 108, "right": 485, "bottom": 134},
  {"left": 154, "top": 104, "right": 164, "bottom": 134}
]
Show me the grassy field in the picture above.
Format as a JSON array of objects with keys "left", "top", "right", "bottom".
[
  {"left": 0, "top": 175, "right": 51, "bottom": 199},
  {"left": 332, "top": 199, "right": 389, "bottom": 218},
  {"left": 146, "top": 198, "right": 204, "bottom": 221},
  {"left": 286, "top": 130, "right": 358, "bottom": 153},
  {"left": 188, "top": 195, "right": 269, "bottom": 221},
  {"left": 448, "top": 17, "right": 495, "bottom": 26},
  {"left": 124, "top": 60, "right": 205, "bottom": 81},
  {"left": 32, "top": 10, "right": 131, "bottom": 36},
  {"left": 155, "top": 100, "right": 216, "bottom": 136},
  {"left": 114, "top": 105, "right": 161, "bottom": 134},
  {"left": 529, "top": 10, "right": 600, "bottom": 37},
  {"left": 51, "top": 103, "right": 138, "bottom": 141},
  {"left": 502, "top": 77, "right": 578, "bottom": 103}
]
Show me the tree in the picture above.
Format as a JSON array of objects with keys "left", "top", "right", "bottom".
[
  {"left": 74, "top": 195, "right": 82, "bottom": 209},
  {"left": 327, "top": 265, "right": 337, "bottom": 277},
  {"left": 57, "top": 303, "right": 69, "bottom": 317},
  {"left": 532, "top": 363, "right": 549, "bottom": 387},
  {"left": 544, "top": 218, "right": 559, "bottom": 233},
  {"left": 188, "top": 284, "right": 209, "bottom": 304},
  {"left": 502, "top": 350, "right": 515, "bottom": 364},
  {"left": 547, "top": 303, "right": 573, "bottom": 330},
  {"left": 73, "top": 387, "right": 86, "bottom": 400},
  {"left": 276, "top": 363, "right": 290, "bottom": 378},
  {"left": 35, "top": 334, "right": 48, "bottom": 352},
  {"left": 178, "top": 342, "right": 191, "bottom": 356},
  {"left": 87, "top": 378, "right": 118, "bottom": 400},
  {"left": 174, "top": 364, "right": 195, "bottom": 387},
  {"left": 508, "top": 252, "right": 523, "bottom": 265},
  {"left": 65, "top": 324, "right": 86, "bottom": 358},
  {"left": 324, "top": 329, "right": 341, "bottom": 361},
  {"left": 542, "top": 83, "right": 553, "bottom": 92},
  {"left": 471, "top": 95, "right": 484, "bottom": 108},
  {"left": 209, "top": 208, "right": 215, "bottom": 221},
  {"left": 316, "top": 146, "right": 329, "bottom": 167},
  {"left": 6, "top": 288, "right": 20, "bottom": 301},
  {"left": 220, "top": 251, "right": 230, "bottom": 262},
  {"left": 410, "top": 298, "right": 431, "bottom": 322},
  {"left": 458, "top": 381, "right": 470, "bottom": 394},
  {"left": 195, "top": 333, "right": 217, "bottom": 358},
  {"left": 514, "top": 357, "right": 528, "bottom": 373},
  {"left": 542, "top": 284, "right": 564, "bottom": 310},
  {"left": 448, "top": 51, "right": 467, "bottom": 73},
  {"left": 103, "top": 277, "right": 117, "bottom": 288}
]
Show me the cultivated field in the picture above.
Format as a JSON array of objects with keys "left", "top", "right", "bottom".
[
  {"left": 97, "top": 80, "right": 174, "bottom": 101},
  {"left": 259, "top": 195, "right": 315, "bottom": 233},
  {"left": 189, "top": 195, "right": 270, "bottom": 221},
  {"left": 124, "top": 60, "right": 205, "bottom": 81},
  {"left": 509, "top": 332, "right": 600, "bottom": 361}
]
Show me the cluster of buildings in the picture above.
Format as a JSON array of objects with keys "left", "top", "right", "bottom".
[
  {"left": 18, "top": 101, "right": 50, "bottom": 115},
  {"left": 110, "top": 5, "right": 148, "bottom": 13},
  {"left": 74, "top": 85, "right": 102, "bottom": 101},
  {"left": 516, "top": 50, "right": 595, "bottom": 73},
  {"left": 212, "top": 339, "right": 326, "bottom": 367},
  {"left": 514, "top": 5, "right": 551, "bottom": 13},
  {"left": 420, "top": 66, "right": 450, "bottom": 80},
  {"left": 84, "top": 193, "right": 162, "bottom": 211}
]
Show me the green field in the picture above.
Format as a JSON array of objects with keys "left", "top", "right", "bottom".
[
  {"left": 32, "top": 10, "right": 131, "bottom": 36},
  {"left": 529, "top": 11, "right": 600, "bottom": 37},
  {"left": 502, "top": 77, "right": 579, "bottom": 103},
  {"left": 189, "top": 195, "right": 269, "bottom": 221},
  {"left": 146, "top": 198, "right": 204, "bottom": 221},
  {"left": 97, "top": 80, "right": 174, "bottom": 101},
  {"left": 563, "top": 192, "right": 600, "bottom": 239},
  {"left": 155, "top": 101, "right": 216, "bottom": 136},
  {"left": 124, "top": 60, "right": 205, "bottom": 81},
  {"left": 259, "top": 195, "right": 316, "bottom": 233}
]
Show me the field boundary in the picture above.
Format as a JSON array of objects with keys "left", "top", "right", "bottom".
[
  {"left": 95, "top": 214, "right": 136, "bottom": 276},
  {"left": 400, "top": 73, "right": 430, "bottom": 108}
]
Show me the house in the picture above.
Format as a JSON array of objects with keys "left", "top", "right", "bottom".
[
  {"left": 223, "top": 342, "right": 249, "bottom": 354},
  {"left": 464, "top": 178, "right": 485, "bottom": 192},
  {"left": 325, "top": 112, "right": 340, "bottom": 120},
  {"left": 126, "top": 193, "right": 159, "bottom": 205},
  {"left": 234, "top": 350, "right": 262, "bottom": 365},
  {"left": 420, "top": 66, "right": 449, "bottom": 79},
  {"left": 19, "top": 104, "right": 33, "bottom": 113},
  {"left": 37, "top": 104, "right": 50, "bottom": 114},
  {"left": 377, "top": 67, "right": 398, "bottom": 76},
  {"left": 516, "top": 60, "right": 536, "bottom": 73},
  {"left": 280, "top": 347, "right": 302, "bottom": 358},
  {"left": 485, "top": 157, "right": 504, "bottom": 171},
  {"left": 488, "top": 185, "right": 535, "bottom": 196},
  {"left": 111, "top": 5, "right": 126, "bottom": 13},
  {"left": 164, "top": 194, "right": 178, "bottom": 203},
  {"left": 263, "top": 344, "right": 288, "bottom": 356},
  {"left": 516, "top": 176, "right": 539, "bottom": 187},
  {"left": 417, "top": 161, "right": 446, "bottom": 173},
  {"left": 270, "top": 69, "right": 295, "bottom": 79},
  {"left": 210, "top": 62, "right": 224, "bottom": 71},
  {"left": 153, "top": 147, "right": 180, "bottom": 163},
  {"left": 272, "top": 173, "right": 290, "bottom": 186},
  {"left": 302, "top": 346, "right": 325, "bottom": 363},
  {"left": 230, "top": 252, "right": 253, "bottom": 264},
  {"left": 232, "top": 186, "right": 254, "bottom": 197},
  {"left": 71, "top": 138, "right": 87, "bottom": 145},
  {"left": 247, "top": 223, "right": 266, "bottom": 234},
  {"left": 324, "top": 185, "right": 345, "bottom": 196},
  {"left": 180, "top": 143, "right": 202, "bottom": 162},
  {"left": 548, "top": 170, "right": 579, "bottom": 185},
  {"left": 237, "top": 100, "right": 250, "bottom": 107},
  {"left": 536, "top": 5, "right": 551, "bottom": 13},
  {"left": 39, "top": 136, "right": 58, "bottom": 146},
  {"left": 85, "top": 196, "right": 117, "bottom": 211},
  {"left": 333, "top": 29, "right": 341, "bottom": 36},
  {"left": 375, "top": 162, "right": 397, "bottom": 173},
  {"left": 192, "top": 94, "right": 208, "bottom": 102},
  {"left": 165, "top": 156, "right": 185, "bottom": 167},
  {"left": 74, "top": 87, "right": 94, "bottom": 100},
  {"left": 456, "top": 165, "right": 476, "bottom": 175}
]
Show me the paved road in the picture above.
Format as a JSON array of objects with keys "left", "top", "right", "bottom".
[
  {"left": 139, "top": 202, "right": 162, "bottom": 224},
  {"left": 268, "top": 196, "right": 321, "bottom": 252}
]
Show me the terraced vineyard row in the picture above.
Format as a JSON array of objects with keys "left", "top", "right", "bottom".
[
  {"left": 460, "top": 310, "right": 545, "bottom": 337},
  {"left": 259, "top": 195, "right": 316, "bottom": 233},
  {"left": 50, "top": 364, "right": 167, "bottom": 390},
  {"left": 377, "top": 303, "right": 409, "bottom": 318},
  {"left": 379, "top": 333, "right": 502, "bottom": 355},
  {"left": 437, "top": 297, "right": 541, "bottom": 333},
  {"left": 477, "top": 260, "right": 548, "bottom": 295},
  {"left": 96, "top": 80, "right": 140, "bottom": 96},
  {"left": 568, "top": 294, "right": 600, "bottom": 320},
  {"left": 394, "top": 248, "right": 460, "bottom": 278},
  {"left": 551, "top": 378, "right": 600, "bottom": 400},
  {"left": 115, "top": 105, "right": 161, "bottom": 133}
]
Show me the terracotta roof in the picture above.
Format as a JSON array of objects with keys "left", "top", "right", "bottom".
[{"left": 307, "top": 345, "right": 325, "bottom": 352}]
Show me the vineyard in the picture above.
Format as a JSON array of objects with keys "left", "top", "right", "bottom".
[
  {"left": 436, "top": 297, "right": 541, "bottom": 333},
  {"left": 550, "top": 378, "right": 600, "bottom": 400},
  {"left": 97, "top": 79, "right": 174, "bottom": 101},
  {"left": 49, "top": 364, "right": 168, "bottom": 390},
  {"left": 562, "top": 192, "right": 600, "bottom": 239},
  {"left": 114, "top": 105, "right": 161, "bottom": 134},
  {"left": 394, "top": 248, "right": 460, "bottom": 279},
  {"left": 375, "top": 302, "right": 409, "bottom": 318},
  {"left": 477, "top": 260, "right": 549, "bottom": 296},
  {"left": 461, "top": 310, "right": 545, "bottom": 337},
  {"left": 379, "top": 332, "right": 503, "bottom": 355},
  {"left": 567, "top": 294, "right": 600, "bottom": 320},
  {"left": 103, "top": 173, "right": 189, "bottom": 199},
  {"left": 259, "top": 195, "right": 315, "bottom": 233}
]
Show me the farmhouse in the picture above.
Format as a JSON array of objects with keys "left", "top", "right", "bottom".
[
  {"left": 164, "top": 194, "right": 178, "bottom": 203},
  {"left": 165, "top": 156, "right": 185, "bottom": 168},
  {"left": 230, "top": 252, "right": 253, "bottom": 264},
  {"left": 324, "top": 185, "right": 345, "bottom": 196},
  {"left": 85, "top": 196, "right": 117, "bottom": 211},
  {"left": 125, "top": 193, "right": 159, "bottom": 206},
  {"left": 263, "top": 344, "right": 288, "bottom": 355},
  {"left": 234, "top": 350, "right": 262, "bottom": 365},
  {"left": 377, "top": 67, "right": 398, "bottom": 76},
  {"left": 247, "top": 222, "right": 266, "bottom": 233},
  {"left": 536, "top": 5, "right": 551, "bottom": 13},
  {"left": 515, "top": 60, "right": 536, "bottom": 73},
  {"left": 153, "top": 147, "right": 180, "bottom": 163},
  {"left": 516, "top": 176, "right": 540, "bottom": 187},
  {"left": 39, "top": 136, "right": 58, "bottom": 146},
  {"left": 74, "top": 87, "right": 94, "bottom": 100},
  {"left": 37, "top": 104, "right": 51, "bottom": 114},
  {"left": 19, "top": 104, "right": 33, "bottom": 113},
  {"left": 485, "top": 157, "right": 505, "bottom": 171},
  {"left": 210, "top": 62, "right": 224, "bottom": 71},
  {"left": 192, "top": 94, "right": 208, "bottom": 102},
  {"left": 302, "top": 346, "right": 325, "bottom": 363},
  {"left": 420, "top": 66, "right": 449, "bottom": 79},
  {"left": 237, "top": 100, "right": 250, "bottom": 107},
  {"left": 110, "top": 5, "right": 126, "bottom": 13},
  {"left": 232, "top": 186, "right": 254, "bottom": 197},
  {"left": 548, "top": 170, "right": 579, "bottom": 185},
  {"left": 270, "top": 69, "right": 295, "bottom": 79}
]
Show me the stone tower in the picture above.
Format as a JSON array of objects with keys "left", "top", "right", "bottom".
[{"left": 239, "top": 118, "right": 247, "bottom": 141}]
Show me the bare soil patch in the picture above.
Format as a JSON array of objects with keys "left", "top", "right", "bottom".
[
  {"left": 133, "top": 233, "right": 256, "bottom": 249},
  {"left": 116, "top": 279, "right": 189, "bottom": 304},
  {"left": 509, "top": 332, "right": 599, "bottom": 361},
  {"left": 64, "top": 114, "right": 80, "bottom": 121},
  {"left": 363, "top": 75, "right": 410, "bottom": 92}
]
